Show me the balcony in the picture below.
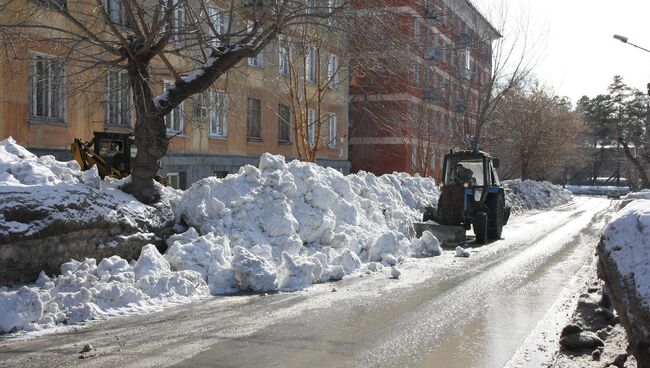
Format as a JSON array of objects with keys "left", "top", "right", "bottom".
[
  {"left": 424, "top": 6, "right": 442, "bottom": 20},
  {"left": 424, "top": 47, "right": 444, "bottom": 61},
  {"left": 424, "top": 88, "right": 438, "bottom": 102},
  {"left": 454, "top": 99, "right": 465, "bottom": 113},
  {"left": 460, "top": 33, "right": 471, "bottom": 46}
]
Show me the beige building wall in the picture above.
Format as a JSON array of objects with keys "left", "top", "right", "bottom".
[{"left": 0, "top": 1, "right": 350, "bottom": 186}]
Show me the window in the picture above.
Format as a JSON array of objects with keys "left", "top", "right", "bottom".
[
  {"left": 328, "top": 114, "right": 337, "bottom": 148},
  {"left": 105, "top": 0, "right": 129, "bottom": 27},
  {"left": 106, "top": 70, "right": 131, "bottom": 126},
  {"left": 29, "top": 55, "right": 65, "bottom": 122},
  {"left": 37, "top": 0, "right": 66, "bottom": 8},
  {"left": 209, "top": 90, "right": 228, "bottom": 137},
  {"left": 413, "top": 63, "right": 420, "bottom": 87},
  {"left": 306, "top": 46, "right": 316, "bottom": 83},
  {"left": 171, "top": 4, "right": 185, "bottom": 43},
  {"left": 327, "top": 54, "right": 339, "bottom": 89},
  {"left": 162, "top": 1, "right": 184, "bottom": 42},
  {"left": 167, "top": 172, "right": 180, "bottom": 189},
  {"left": 278, "top": 39, "right": 289, "bottom": 76},
  {"left": 306, "top": 0, "right": 316, "bottom": 14},
  {"left": 193, "top": 93, "right": 207, "bottom": 119},
  {"left": 164, "top": 81, "right": 184, "bottom": 133},
  {"left": 414, "top": 19, "right": 420, "bottom": 42},
  {"left": 328, "top": 0, "right": 337, "bottom": 27},
  {"left": 411, "top": 146, "right": 418, "bottom": 171},
  {"left": 247, "top": 97, "right": 262, "bottom": 139},
  {"left": 208, "top": 7, "right": 226, "bottom": 47},
  {"left": 247, "top": 22, "right": 264, "bottom": 67},
  {"left": 308, "top": 108, "right": 316, "bottom": 144},
  {"left": 278, "top": 104, "right": 291, "bottom": 142},
  {"left": 464, "top": 48, "right": 471, "bottom": 71}
]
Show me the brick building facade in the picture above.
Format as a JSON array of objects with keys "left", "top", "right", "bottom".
[{"left": 349, "top": 0, "right": 499, "bottom": 178}]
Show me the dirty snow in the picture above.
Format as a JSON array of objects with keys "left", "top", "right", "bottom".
[
  {"left": 0, "top": 137, "right": 178, "bottom": 240},
  {"left": 601, "top": 197, "right": 650, "bottom": 312},
  {"left": 0, "top": 139, "right": 576, "bottom": 334}
]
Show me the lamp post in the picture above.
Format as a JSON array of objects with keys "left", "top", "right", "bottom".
[
  {"left": 613, "top": 34, "right": 650, "bottom": 54},
  {"left": 613, "top": 34, "right": 650, "bottom": 96}
]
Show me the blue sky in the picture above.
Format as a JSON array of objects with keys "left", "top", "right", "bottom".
[{"left": 473, "top": 0, "right": 650, "bottom": 104}]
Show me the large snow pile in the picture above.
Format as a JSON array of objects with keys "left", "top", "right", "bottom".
[
  {"left": 0, "top": 137, "right": 177, "bottom": 241},
  {"left": 0, "top": 141, "right": 578, "bottom": 334},
  {"left": 172, "top": 153, "right": 442, "bottom": 293},
  {"left": 601, "top": 199, "right": 650, "bottom": 310},
  {"left": 503, "top": 179, "right": 573, "bottom": 214},
  {"left": 599, "top": 197, "right": 650, "bottom": 364},
  {"left": 0, "top": 245, "right": 208, "bottom": 333}
]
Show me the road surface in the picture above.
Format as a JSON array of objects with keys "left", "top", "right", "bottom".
[{"left": 0, "top": 197, "right": 614, "bottom": 368}]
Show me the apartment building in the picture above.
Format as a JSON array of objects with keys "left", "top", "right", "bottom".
[
  {"left": 349, "top": 0, "right": 499, "bottom": 178},
  {"left": 0, "top": 0, "right": 350, "bottom": 189}
]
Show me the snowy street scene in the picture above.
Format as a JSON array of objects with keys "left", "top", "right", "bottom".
[{"left": 1, "top": 0, "right": 650, "bottom": 367}]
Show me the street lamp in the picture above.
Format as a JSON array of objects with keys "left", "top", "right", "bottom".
[
  {"left": 613, "top": 34, "right": 650, "bottom": 96},
  {"left": 613, "top": 34, "right": 650, "bottom": 54}
]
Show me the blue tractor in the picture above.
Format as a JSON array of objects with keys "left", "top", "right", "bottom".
[{"left": 422, "top": 150, "right": 510, "bottom": 244}]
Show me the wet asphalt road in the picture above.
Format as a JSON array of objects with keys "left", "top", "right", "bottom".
[{"left": 0, "top": 197, "right": 614, "bottom": 368}]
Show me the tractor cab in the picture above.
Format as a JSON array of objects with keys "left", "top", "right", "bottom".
[
  {"left": 92, "top": 132, "right": 136, "bottom": 174},
  {"left": 72, "top": 132, "right": 136, "bottom": 179},
  {"left": 425, "top": 150, "right": 510, "bottom": 244}
]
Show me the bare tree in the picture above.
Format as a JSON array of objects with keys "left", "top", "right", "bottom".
[
  {"left": 448, "top": 0, "right": 544, "bottom": 149},
  {"left": 275, "top": 9, "right": 344, "bottom": 162},
  {"left": 488, "top": 81, "right": 583, "bottom": 180},
  {"left": 0, "top": 0, "right": 342, "bottom": 202}
]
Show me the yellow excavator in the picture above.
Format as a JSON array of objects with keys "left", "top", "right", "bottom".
[
  {"left": 71, "top": 132, "right": 134, "bottom": 179},
  {"left": 71, "top": 132, "right": 166, "bottom": 184}
]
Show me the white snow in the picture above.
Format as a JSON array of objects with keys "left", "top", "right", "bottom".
[
  {"left": 503, "top": 179, "right": 573, "bottom": 215},
  {"left": 0, "top": 245, "right": 208, "bottom": 333},
  {"left": 390, "top": 266, "right": 401, "bottom": 279},
  {"left": 0, "top": 137, "right": 178, "bottom": 239},
  {"left": 455, "top": 246, "right": 470, "bottom": 258},
  {"left": 566, "top": 185, "right": 630, "bottom": 196},
  {"left": 170, "top": 153, "right": 440, "bottom": 293},
  {"left": 0, "top": 140, "right": 577, "bottom": 335},
  {"left": 601, "top": 197, "right": 650, "bottom": 312}
]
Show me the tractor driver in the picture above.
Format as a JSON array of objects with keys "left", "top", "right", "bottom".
[{"left": 455, "top": 163, "right": 474, "bottom": 184}]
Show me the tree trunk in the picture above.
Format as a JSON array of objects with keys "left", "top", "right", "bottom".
[
  {"left": 122, "top": 61, "right": 168, "bottom": 203},
  {"left": 520, "top": 151, "right": 530, "bottom": 180},
  {"left": 620, "top": 138, "right": 650, "bottom": 189}
]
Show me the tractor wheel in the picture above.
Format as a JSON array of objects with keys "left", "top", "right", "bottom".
[
  {"left": 487, "top": 194, "right": 505, "bottom": 240},
  {"left": 473, "top": 212, "right": 488, "bottom": 244}
]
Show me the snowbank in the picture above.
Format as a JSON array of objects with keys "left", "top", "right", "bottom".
[
  {"left": 0, "top": 140, "right": 578, "bottom": 335},
  {"left": 598, "top": 196, "right": 650, "bottom": 365},
  {"left": 0, "top": 137, "right": 176, "bottom": 240},
  {"left": 0, "top": 245, "right": 208, "bottom": 333},
  {"left": 566, "top": 185, "right": 630, "bottom": 196},
  {"left": 172, "top": 153, "right": 440, "bottom": 294},
  {"left": 601, "top": 199, "right": 650, "bottom": 311},
  {"left": 503, "top": 179, "right": 573, "bottom": 215},
  {"left": 0, "top": 137, "right": 179, "bottom": 284}
]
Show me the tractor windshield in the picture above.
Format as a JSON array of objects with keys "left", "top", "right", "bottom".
[{"left": 445, "top": 158, "right": 484, "bottom": 186}]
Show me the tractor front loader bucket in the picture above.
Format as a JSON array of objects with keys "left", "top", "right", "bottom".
[{"left": 413, "top": 222, "right": 467, "bottom": 247}]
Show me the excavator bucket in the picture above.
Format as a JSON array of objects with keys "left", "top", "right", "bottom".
[{"left": 413, "top": 222, "right": 467, "bottom": 247}]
